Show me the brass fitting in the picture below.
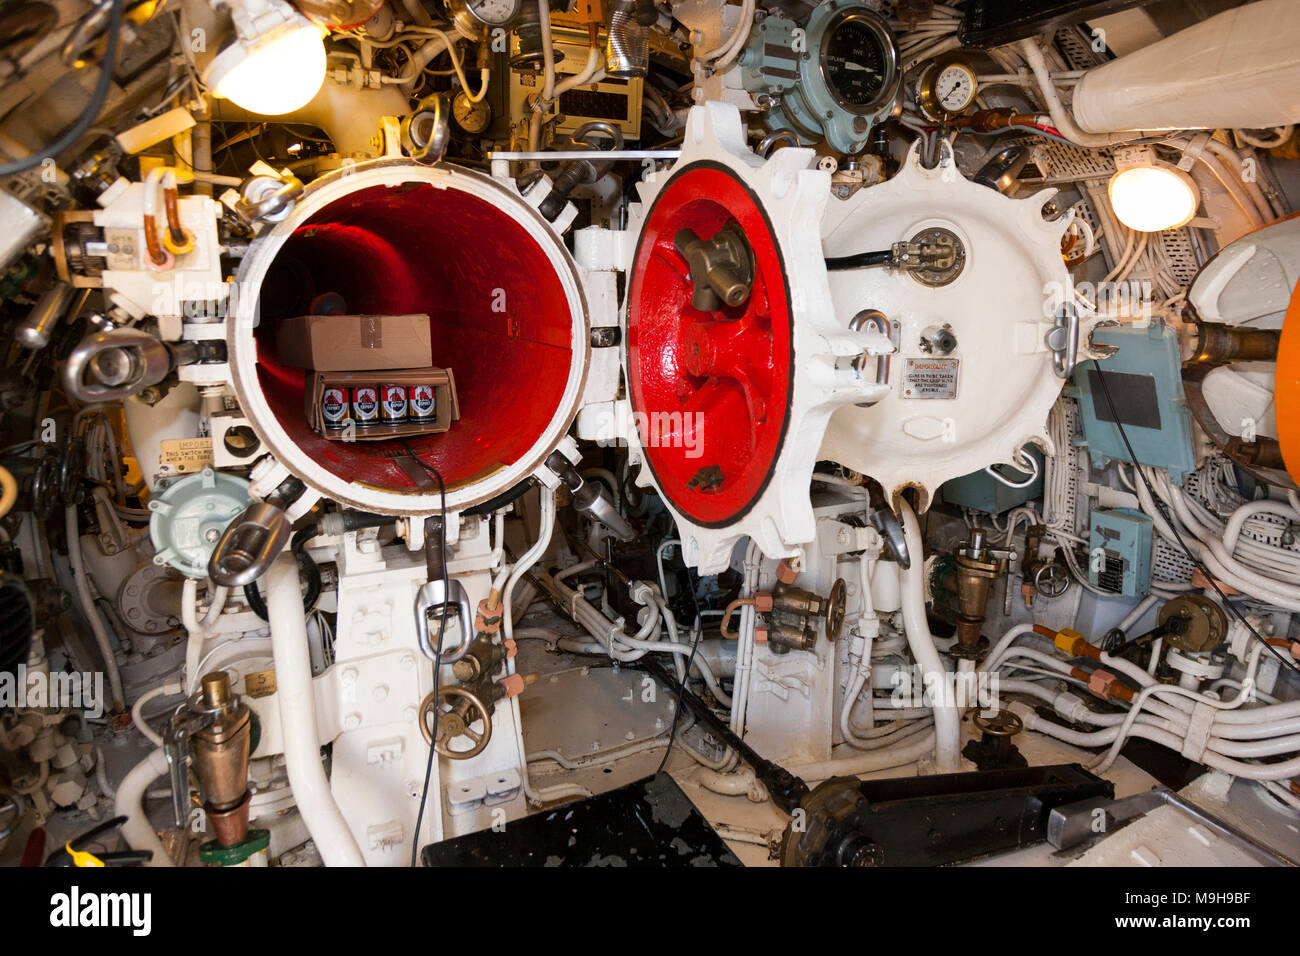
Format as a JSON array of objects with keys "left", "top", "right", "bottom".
[
  {"left": 189, "top": 672, "right": 253, "bottom": 848},
  {"left": 953, "top": 529, "right": 1002, "bottom": 650}
]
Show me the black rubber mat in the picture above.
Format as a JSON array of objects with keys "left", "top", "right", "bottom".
[{"left": 421, "top": 772, "right": 745, "bottom": 867}]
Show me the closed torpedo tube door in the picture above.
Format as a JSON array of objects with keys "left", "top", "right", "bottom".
[{"left": 623, "top": 103, "right": 889, "bottom": 573}]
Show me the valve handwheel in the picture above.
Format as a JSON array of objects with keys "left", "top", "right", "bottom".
[
  {"left": 973, "top": 709, "right": 1022, "bottom": 738},
  {"left": 825, "top": 578, "right": 848, "bottom": 642},
  {"left": 418, "top": 685, "right": 493, "bottom": 760},
  {"left": 627, "top": 161, "right": 794, "bottom": 528},
  {"left": 1033, "top": 562, "right": 1070, "bottom": 599}
]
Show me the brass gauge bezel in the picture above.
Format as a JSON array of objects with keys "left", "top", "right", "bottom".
[
  {"left": 446, "top": 0, "right": 522, "bottom": 42},
  {"left": 917, "top": 52, "right": 979, "bottom": 122},
  {"left": 452, "top": 90, "right": 492, "bottom": 134}
]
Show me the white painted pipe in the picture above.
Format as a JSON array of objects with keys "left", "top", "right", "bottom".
[
  {"left": 1116, "top": 594, "right": 1160, "bottom": 636},
  {"left": 870, "top": 560, "right": 901, "bottom": 614},
  {"left": 131, "top": 682, "right": 180, "bottom": 748},
  {"left": 1016, "top": 39, "right": 1129, "bottom": 147},
  {"left": 694, "top": 765, "right": 766, "bottom": 802},
  {"left": 1071, "top": 0, "right": 1300, "bottom": 133},
  {"left": 791, "top": 731, "right": 937, "bottom": 784},
  {"left": 266, "top": 552, "right": 365, "bottom": 867},
  {"left": 898, "top": 501, "right": 961, "bottom": 772},
  {"left": 503, "top": 488, "right": 556, "bottom": 643},
  {"left": 64, "top": 505, "right": 124, "bottom": 711},
  {"left": 115, "top": 748, "right": 174, "bottom": 867},
  {"left": 398, "top": 34, "right": 450, "bottom": 90}
]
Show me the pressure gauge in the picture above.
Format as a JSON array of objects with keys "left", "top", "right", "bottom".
[
  {"left": 452, "top": 91, "right": 491, "bottom": 134},
  {"left": 751, "top": 2, "right": 899, "bottom": 154},
  {"left": 446, "top": 0, "right": 521, "bottom": 41},
  {"left": 918, "top": 54, "right": 979, "bottom": 122},
  {"left": 819, "top": 10, "right": 896, "bottom": 114}
]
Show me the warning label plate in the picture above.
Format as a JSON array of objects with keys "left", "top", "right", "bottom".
[
  {"left": 902, "top": 358, "right": 960, "bottom": 399},
  {"left": 159, "top": 437, "right": 213, "bottom": 474}
]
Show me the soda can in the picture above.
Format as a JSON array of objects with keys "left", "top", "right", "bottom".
[
  {"left": 321, "top": 386, "right": 349, "bottom": 425},
  {"left": 380, "top": 384, "right": 408, "bottom": 424},
  {"left": 409, "top": 383, "right": 436, "bottom": 422},
  {"left": 351, "top": 386, "right": 380, "bottom": 426}
]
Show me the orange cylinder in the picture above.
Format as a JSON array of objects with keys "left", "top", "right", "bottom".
[{"left": 1279, "top": 280, "right": 1300, "bottom": 482}]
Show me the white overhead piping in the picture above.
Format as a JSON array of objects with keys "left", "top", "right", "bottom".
[
  {"left": 1070, "top": 0, "right": 1300, "bottom": 134},
  {"left": 1015, "top": 39, "right": 1131, "bottom": 148}
]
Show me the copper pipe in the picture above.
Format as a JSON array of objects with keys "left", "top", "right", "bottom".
[
  {"left": 142, "top": 215, "right": 167, "bottom": 265},
  {"left": 721, "top": 597, "right": 754, "bottom": 640},
  {"left": 955, "top": 109, "right": 1040, "bottom": 133},
  {"left": 1226, "top": 436, "right": 1286, "bottom": 470},
  {"left": 162, "top": 179, "right": 185, "bottom": 246}
]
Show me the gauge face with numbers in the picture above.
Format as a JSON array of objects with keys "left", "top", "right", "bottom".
[
  {"left": 453, "top": 91, "right": 491, "bottom": 134},
  {"left": 819, "top": 11, "right": 897, "bottom": 113},
  {"left": 934, "top": 62, "right": 977, "bottom": 112},
  {"left": 918, "top": 54, "right": 979, "bottom": 120}
]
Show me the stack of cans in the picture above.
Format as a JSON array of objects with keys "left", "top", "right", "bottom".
[{"left": 321, "top": 381, "right": 437, "bottom": 436}]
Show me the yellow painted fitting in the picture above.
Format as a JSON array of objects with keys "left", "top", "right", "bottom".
[
  {"left": 66, "top": 843, "right": 105, "bottom": 867},
  {"left": 161, "top": 227, "right": 195, "bottom": 256},
  {"left": 1054, "top": 628, "right": 1083, "bottom": 655}
]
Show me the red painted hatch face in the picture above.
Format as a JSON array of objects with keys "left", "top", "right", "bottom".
[
  {"left": 253, "top": 181, "right": 575, "bottom": 495},
  {"left": 626, "top": 162, "right": 793, "bottom": 527}
]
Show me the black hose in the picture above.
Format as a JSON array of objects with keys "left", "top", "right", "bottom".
[
  {"left": 464, "top": 478, "right": 534, "bottom": 517},
  {"left": 243, "top": 526, "right": 321, "bottom": 621},
  {"left": 319, "top": 509, "right": 393, "bottom": 535},
  {"left": 0, "top": 0, "right": 125, "bottom": 176},
  {"left": 824, "top": 249, "right": 893, "bottom": 271}
]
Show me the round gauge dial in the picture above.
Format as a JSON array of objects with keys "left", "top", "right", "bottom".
[
  {"left": 449, "top": 0, "right": 521, "bottom": 38},
  {"left": 934, "top": 63, "right": 977, "bottom": 112},
  {"left": 453, "top": 91, "right": 491, "bottom": 134},
  {"left": 918, "top": 54, "right": 979, "bottom": 120},
  {"left": 820, "top": 12, "right": 895, "bottom": 113}
]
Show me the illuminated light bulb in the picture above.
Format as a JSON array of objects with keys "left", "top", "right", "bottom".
[
  {"left": 205, "top": 11, "right": 327, "bottom": 116},
  {"left": 1107, "top": 162, "right": 1200, "bottom": 233}
]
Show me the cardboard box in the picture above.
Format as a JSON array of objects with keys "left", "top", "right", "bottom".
[
  {"left": 306, "top": 367, "right": 459, "bottom": 442},
  {"left": 277, "top": 313, "right": 433, "bottom": 372}
]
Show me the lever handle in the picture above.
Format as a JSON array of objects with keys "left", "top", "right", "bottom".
[
  {"left": 207, "top": 500, "right": 291, "bottom": 588},
  {"left": 402, "top": 93, "right": 450, "bottom": 166},
  {"left": 414, "top": 577, "right": 476, "bottom": 663},
  {"left": 63, "top": 328, "right": 173, "bottom": 402},
  {"left": 1046, "top": 305, "right": 1079, "bottom": 380},
  {"left": 572, "top": 480, "right": 636, "bottom": 541}
]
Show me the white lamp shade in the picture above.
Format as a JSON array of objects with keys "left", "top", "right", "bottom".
[
  {"left": 1108, "top": 162, "right": 1200, "bottom": 233},
  {"left": 207, "top": 16, "right": 327, "bottom": 116}
]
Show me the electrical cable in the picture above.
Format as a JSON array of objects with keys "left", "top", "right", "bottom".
[
  {"left": 824, "top": 249, "right": 893, "bottom": 271},
  {"left": 1089, "top": 360, "right": 1300, "bottom": 676},
  {"left": 243, "top": 525, "right": 321, "bottom": 620},
  {"left": 403, "top": 441, "right": 449, "bottom": 867},
  {"left": 655, "top": 544, "right": 704, "bottom": 775},
  {"left": 0, "top": 0, "right": 125, "bottom": 176}
]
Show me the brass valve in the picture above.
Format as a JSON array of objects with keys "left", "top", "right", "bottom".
[
  {"left": 674, "top": 221, "right": 755, "bottom": 311},
  {"left": 753, "top": 574, "right": 848, "bottom": 653},
  {"left": 164, "top": 671, "right": 255, "bottom": 851}
]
